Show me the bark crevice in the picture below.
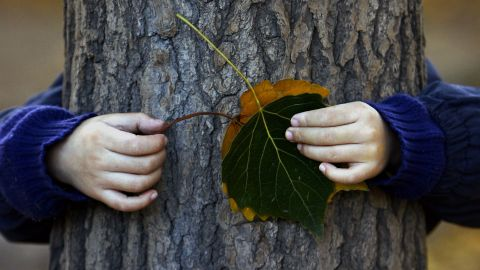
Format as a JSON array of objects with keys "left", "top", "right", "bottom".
[{"left": 53, "top": 1, "right": 426, "bottom": 269}]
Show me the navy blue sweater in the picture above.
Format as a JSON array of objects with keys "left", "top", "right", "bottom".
[
  {"left": 1, "top": 65, "right": 479, "bottom": 243},
  {"left": 0, "top": 76, "right": 94, "bottom": 242}
]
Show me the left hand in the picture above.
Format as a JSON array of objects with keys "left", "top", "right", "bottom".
[
  {"left": 46, "top": 113, "right": 168, "bottom": 212},
  {"left": 285, "top": 102, "right": 400, "bottom": 184}
]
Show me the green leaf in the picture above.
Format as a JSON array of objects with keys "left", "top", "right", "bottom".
[{"left": 222, "top": 93, "right": 334, "bottom": 236}]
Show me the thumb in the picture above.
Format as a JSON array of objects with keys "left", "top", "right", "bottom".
[
  {"left": 100, "top": 113, "right": 167, "bottom": 135},
  {"left": 319, "top": 162, "right": 369, "bottom": 184}
]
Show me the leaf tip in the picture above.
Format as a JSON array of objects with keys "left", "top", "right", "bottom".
[
  {"left": 241, "top": 207, "right": 256, "bottom": 222},
  {"left": 221, "top": 182, "right": 228, "bottom": 195},
  {"left": 228, "top": 198, "right": 239, "bottom": 212},
  {"left": 258, "top": 214, "right": 269, "bottom": 221}
]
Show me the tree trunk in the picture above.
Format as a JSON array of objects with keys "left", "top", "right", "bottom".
[{"left": 51, "top": 0, "right": 426, "bottom": 269}]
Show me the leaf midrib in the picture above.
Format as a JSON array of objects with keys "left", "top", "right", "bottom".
[{"left": 258, "top": 107, "right": 316, "bottom": 224}]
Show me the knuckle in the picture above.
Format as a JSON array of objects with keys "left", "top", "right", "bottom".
[
  {"left": 117, "top": 200, "right": 136, "bottom": 212},
  {"left": 298, "top": 113, "right": 309, "bottom": 126},
  {"left": 293, "top": 129, "right": 303, "bottom": 142},
  {"left": 306, "top": 110, "right": 324, "bottom": 126},
  {"left": 328, "top": 149, "right": 338, "bottom": 161},
  {"left": 84, "top": 126, "right": 101, "bottom": 144},
  {"left": 145, "top": 175, "right": 159, "bottom": 189},
  {"left": 363, "top": 105, "right": 381, "bottom": 121},
  {"left": 133, "top": 176, "right": 156, "bottom": 192},
  {"left": 300, "top": 146, "right": 319, "bottom": 162},
  {"left": 364, "top": 127, "right": 378, "bottom": 140},
  {"left": 91, "top": 175, "right": 106, "bottom": 188},
  {"left": 322, "top": 130, "right": 335, "bottom": 143},
  {"left": 365, "top": 112, "right": 379, "bottom": 124},
  {"left": 368, "top": 144, "right": 383, "bottom": 158},
  {"left": 92, "top": 153, "right": 107, "bottom": 170},
  {"left": 129, "top": 138, "right": 141, "bottom": 152},
  {"left": 139, "top": 157, "right": 158, "bottom": 174},
  {"left": 299, "top": 144, "right": 308, "bottom": 155},
  {"left": 109, "top": 199, "right": 126, "bottom": 212},
  {"left": 152, "top": 137, "right": 164, "bottom": 151},
  {"left": 296, "top": 143, "right": 305, "bottom": 153},
  {"left": 138, "top": 164, "right": 150, "bottom": 175},
  {"left": 147, "top": 156, "right": 160, "bottom": 171},
  {"left": 354, "top": 101, "right": 370, "bottom": 111},
  {"left": 127, "top": 179, "right": 144, "bottom": 193},
  {"left": 86, "top": 188, "right": 103, "bottom": 203},
  {"left": 370, "top": 144, "right": 380, "bottom": 155}
]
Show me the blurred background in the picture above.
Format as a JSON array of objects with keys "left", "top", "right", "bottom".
[{"left": 0, "top": 0, "right": 479, "bottom": 269}]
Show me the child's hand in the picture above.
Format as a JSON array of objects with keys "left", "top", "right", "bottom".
[
  {"left": 46, "top": 113, "right": 168, "bottom": 212},
  {"left": 285, "top": 102, "right": 400, "bottom": 184}
]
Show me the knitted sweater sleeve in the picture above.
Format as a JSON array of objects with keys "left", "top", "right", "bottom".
[
  {"left": 366, "top": 95, "right": 445, "bottom": 199},
  {"left": 367, "top": 69, "right": 480, "bottom": 227},
  {"left": 418, "top": 82, "right": 480, "bottom": 227},
  {"left": 0, "top": 77, "right": 95, "bottom": 242}
]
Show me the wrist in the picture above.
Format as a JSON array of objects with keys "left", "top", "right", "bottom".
[{"left": 45, "top": 139, "right": 72, "bottom": 186}]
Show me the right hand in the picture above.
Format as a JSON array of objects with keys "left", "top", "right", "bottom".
[
  {"left": 285, "top": 102, "right": 400, "bottom": 184},
  {"left": 46, "top": 113, "right": 168, "bottom": 212}
]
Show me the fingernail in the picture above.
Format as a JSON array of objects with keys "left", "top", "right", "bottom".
[
  {"left": 319, "top": 163, "right": 326, "bottom": 173},
  {"left": 297, "top": 144, "right": 302, "bottom": 151},
  {"left": 285, "top": 129, "right": 293, "bottom": 141},
  {"left": 291, "top": 116, "right": 300, "bottom": 127},
  {"left": 150, "top": 191, "right": 158, "bottom": 200}
]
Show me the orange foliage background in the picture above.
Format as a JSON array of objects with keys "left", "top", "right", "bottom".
[{"left": 0, "top": 0, "right": 479, "bottom": 269}]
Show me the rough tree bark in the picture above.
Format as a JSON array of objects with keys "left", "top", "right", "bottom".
[{"left": 51, "top": 0, "right": 426, "bottom": 269}]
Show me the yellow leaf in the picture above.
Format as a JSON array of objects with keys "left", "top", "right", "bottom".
[
  {"left": 176, "top": 13, "right": 367, "bottom": 230},
  {"left": 222, "top": 80, "right": 367, "bottom": 224},
  {"left": 328, "top": 183, "right": 369, "bottom": 203},
  {"left": 222, "top": 79, "right": 329, "bottom": 158},
  {"left": 258, "top": 214, "right": 269, "bottom": 221},
  {"left": 229, "top": 198, "right": 239, "bottom": 212},
  {"left": 241, "top": 207, "right": 256, "bottom": 222},
  {"left": 221, "top": 182, "right": 228, "bottom": 195}
]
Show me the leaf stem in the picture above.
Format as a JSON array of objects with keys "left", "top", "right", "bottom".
[
  {"left": 165, "top": 111, "right": 239, "bottom": 130},
  {"left": 175, "top": 13, "right": 262, "bottom": 109}
]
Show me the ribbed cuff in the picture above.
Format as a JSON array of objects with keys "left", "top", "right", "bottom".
[
  {"left": 0, "top": 106, "right": 95, "bottom": 220},
  {"left": 366, "top": 95, "right": 445, "bottom": 199}
]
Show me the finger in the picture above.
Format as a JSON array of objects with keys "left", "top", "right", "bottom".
[
  {"left": 100, "top": 113, "right": 168, "bottom": 135},
  {"left": 101, "top": 150, "right": 166, "bottom": 175},
  {"left": 291, "top": 102, "right": 362, "bottom": 127},
  {"left": 101, "top": 189, "right": 158, "bottom": 212},
  {"left": 101, "top": 124, "right": 168, "bottom": 156},
  {"left": 285, "top": 123, "right": 360, "bottom": 145},
  {"left": 297, "top": 144, "right": 368, "bottom": 163},
  {"left": 101, "top": 168, "right": 162, "bottom": 193},
  {"left": 107, "top": 150, "right": 166, "bottom": 175},
  {"left": 319, "top": 162, "right": 372, "bottom": 184}
]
